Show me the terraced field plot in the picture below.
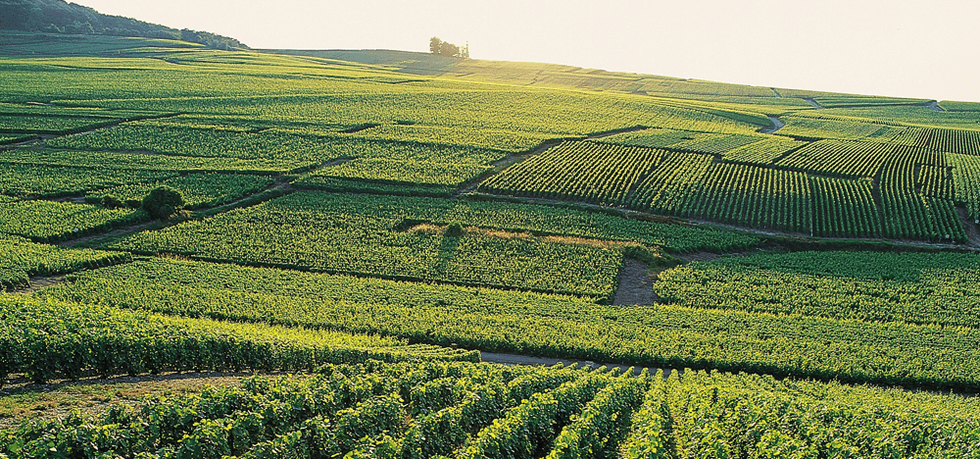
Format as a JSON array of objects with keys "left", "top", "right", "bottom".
[
  {"left": 0, "top": 200, "right": 145, "bottom": 243},
  {"left": 481, "top": 138, "right": 973, "bottom": 242},
  {"left": 87, "top": 173, "right": 275, "bottom": 209},
  {"left": 0, "top": 163, "right": 176, "bottom": 197},
  {"left": 0, "top": 235, "right": 131, "bottom": 291},
  {"left": 111, "top": 192, "right": 677, "bottom": 300}
]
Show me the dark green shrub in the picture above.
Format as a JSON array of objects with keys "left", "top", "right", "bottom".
[
  {"left": 99, "top": 195, "right": 127, "bottom": 209},
  {"left": 445, "top": 222, "right": 465, "bottom": 238},
  {"left": 142, "top": 185, "right": 185, "bottom": 220}
]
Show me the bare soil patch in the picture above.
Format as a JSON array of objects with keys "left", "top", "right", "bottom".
[
  {"left": 803, "top": 97, "right": 824, "bottom": 109},
  {"left": 957, "top": 207, "right": 980, "bottom": 246},
  {"left": 613, "top": 258, "right": 658, "bottom": 306},
  {"left": 12, "top": 274, "right": 66, "bottom": 294},
  {"left": 759, "top": 116, "right": 785, "bottom": 134}
]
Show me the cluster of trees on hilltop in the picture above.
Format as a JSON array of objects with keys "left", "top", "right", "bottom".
[
  {"left": 429, "top": 37, "right": 469, "bottom": 58},
  {"left": 0, "top": 0, "right": 247, "bottom": 49}
]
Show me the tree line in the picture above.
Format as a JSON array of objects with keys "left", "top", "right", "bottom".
[
  {"left": 0, "top": 0, "right": 247, "bottom": 49},
  {"left": 429, "top": 37, "right": 469, "bottom": 58}
]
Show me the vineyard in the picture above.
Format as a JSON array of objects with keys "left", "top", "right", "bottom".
[
  {"left": 2, "top": 30, "right": 980, "bottom": 455},
  {"left": 951, "top": 153, "right": 980, "bottom": 220},
  {"left": 0, "top": 148, "right": 308, "bottom": 174},
  {"left": 720, "top": 136, "right": 806, "bottom": 164},
  {"left": 0, "top": 114, "right": 121, "bottom": 135},
  {"left": 295, "top": 158, "right": 492, "bottom": 197},
  {"left": 480, "top": 137, "right": 975, "bottom": 242},
  {"left": 40, "top": 257, "right": 980, "bottom": 391},
  {"left": 3, "top": 359, "right": 980, "bottom": 458},
  {"left": 0, "top": 163, "right": 176, "bottom": 197},
  {"left": 598, "top": 128, "right": 764, "bottom": 154},
  {"left": 809, "top": 176, "right": 881, "bottom": 237},
  {"left": 0, "top": 294, "right": 477, "bottom": 386},
  {"left": 776, "top": 140, "right": 894, "bottom": 177},
  {"left": 479, "top": 141, "right": 665, "bottom": 206},
  {"left": 108, "top": 191, "right": 638, "bottom": 300}
]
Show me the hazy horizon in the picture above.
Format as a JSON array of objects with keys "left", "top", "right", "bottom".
[{"left": 69, "top": 0, "right": 980, "bottom": 103}]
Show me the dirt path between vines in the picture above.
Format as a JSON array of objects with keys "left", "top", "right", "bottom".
[
  {"left": 613, "top": 258, "right": 658, "bottom": 305},
  {"left": 56, "top": 220, "right": 158, "bottom": 248},
  {"left": 803, "top": 97, "right": 824, "bottom": 109},
  {"left": 480, "top": 352, "right": 678, "bottom": 377},
  {"left": 759, "top": 116, "right": 785, "bottom": 134},
  {"left": 926, "top": 101, "right": 945, "bottom": 112}
]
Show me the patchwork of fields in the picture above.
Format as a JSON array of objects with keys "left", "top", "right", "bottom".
[{"left": 3, "top": 34, "right": 980, "bottom": 457}]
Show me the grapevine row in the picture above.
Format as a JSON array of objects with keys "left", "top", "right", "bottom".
[
  {"left": 915, "top": 127, "right": 980, "bottom": 155},
  {"left": 880, "top": 147, "right": 966, "bottom": 242},
  {"left": 690, "top": 163, "right": 810, "bottom": 232},
  {"left": 627, "top": 150, "right": 714, "bottom": 215},
  {"left": 111, "top": 191, "right": 629, "bottom": 299},
  {"left": 810, "top": 176, "right": 882, "bottom": 238},
  {"left": 916, "top": 164, "right": 953, "bottom": 199},
  {"left": 777, "top": 139, "right": 895, "bottom": 177},
  {"left": 0, "top": 294, "right": 477, "bottom": 386},
  {"left": 950, "top": 153, "right": 980, "bottom": 221},
  {"left": 0, "top": 162, "right": 175, "bottom": 198},
  {"left": 654, "top": 250, "right": 980, "bottom": 328},
  {"left": 4, "top": 360, "right": 980, "bottom": 458},
  {"left": 0, "top": 199, "right": 145, "bottom": 243},
  {"left": 46, "top": 257, "right": 980, "bottom": 391},
  {"left": 0, "top": 234, "right": 131, "bottom": 291},
  {"left": 721, "top": 136, "right": 807, "bottom": 164}
]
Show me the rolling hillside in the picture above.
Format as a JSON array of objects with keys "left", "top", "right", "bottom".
[{"left": 2, "top": 27, "right": 980, "bottom": 458}]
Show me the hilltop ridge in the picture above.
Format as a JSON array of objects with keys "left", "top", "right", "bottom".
[{"left": 0, "top": 0, "right": 246, "bottom": 49}]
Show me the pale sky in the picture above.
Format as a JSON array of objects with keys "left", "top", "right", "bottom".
[{"left": 71, "top": 0, "right": 980, "bottom": 102}]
